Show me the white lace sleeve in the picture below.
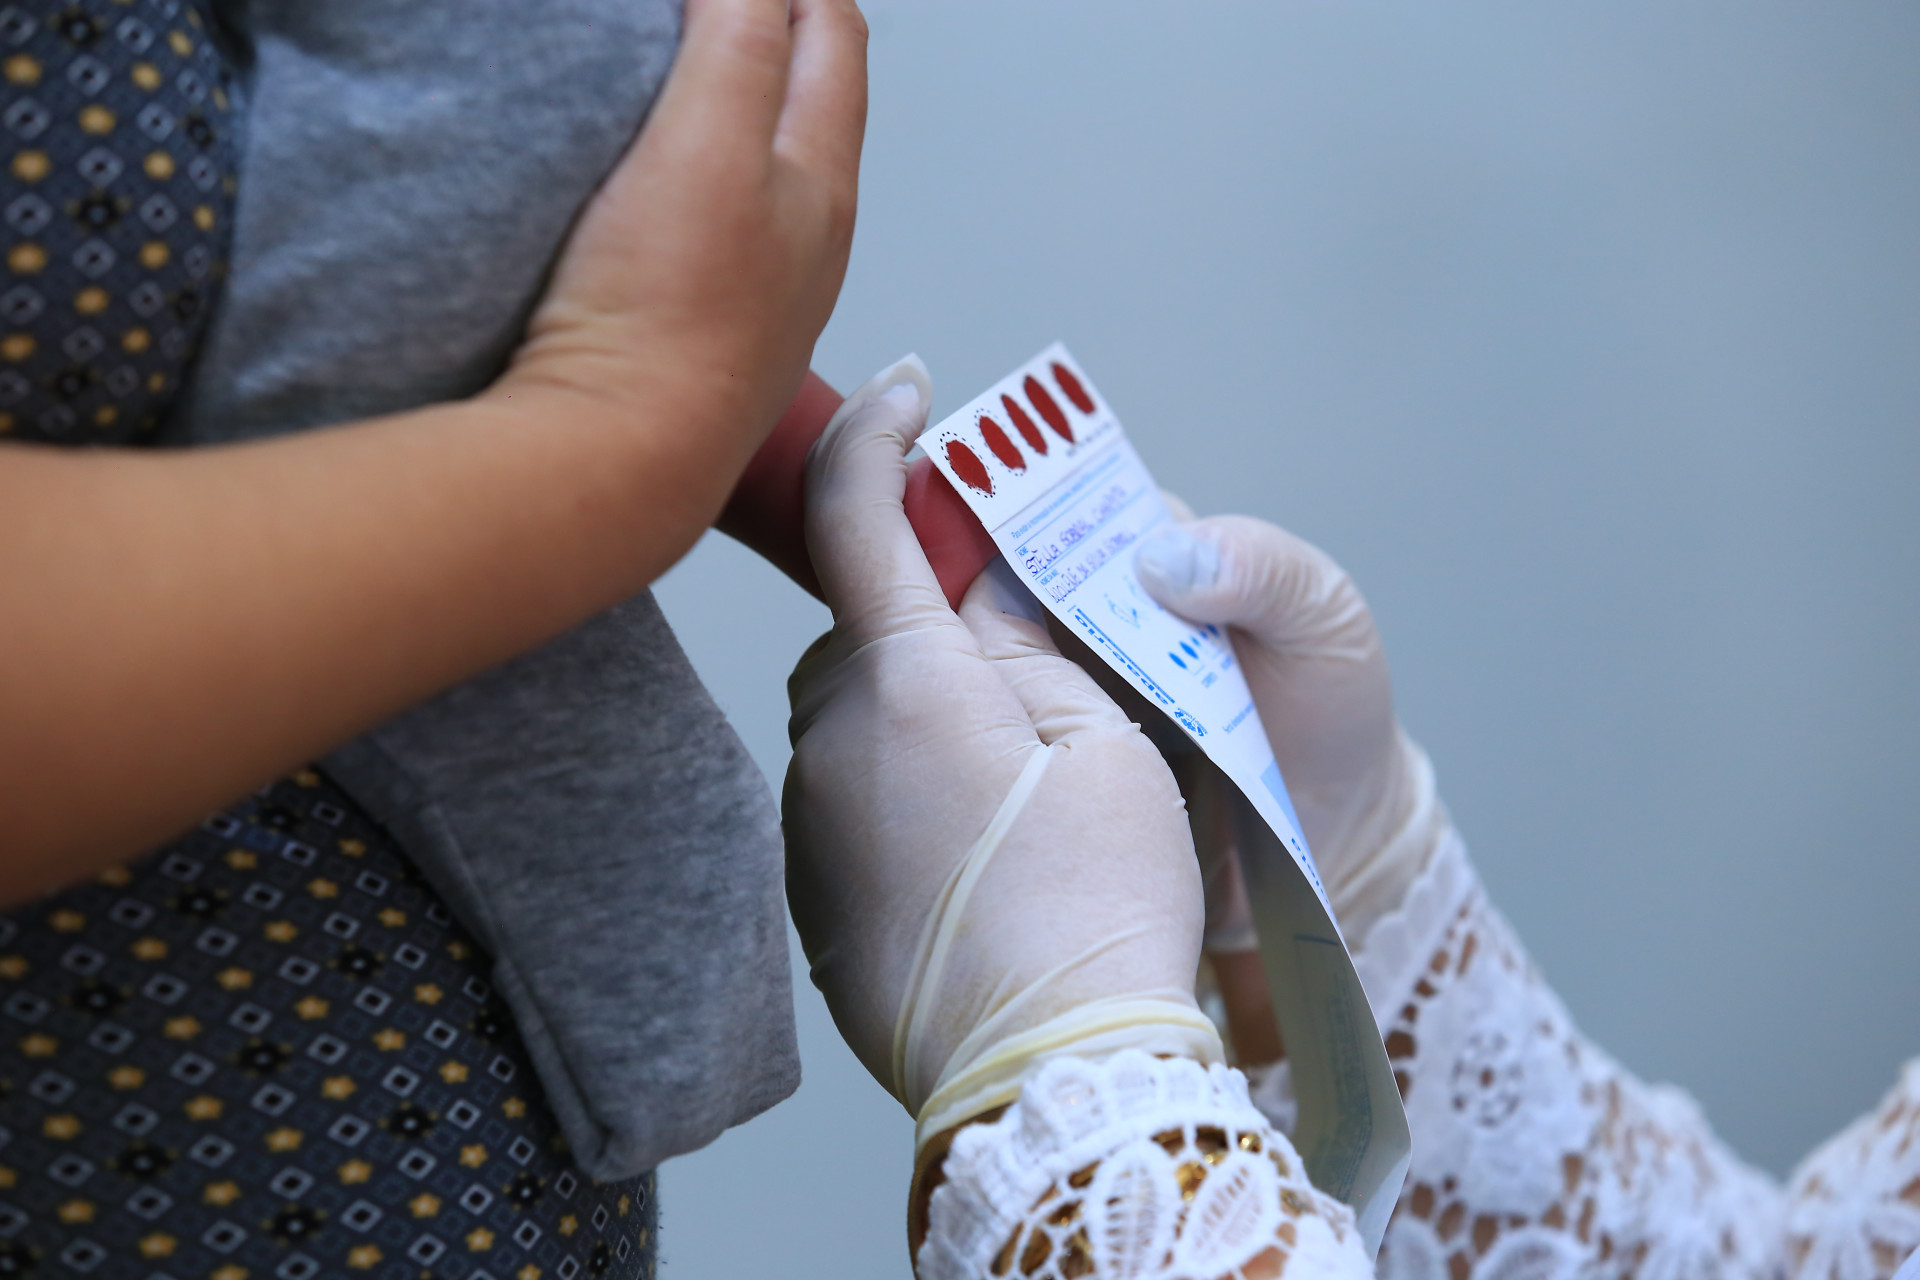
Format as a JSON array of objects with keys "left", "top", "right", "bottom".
[
  {"left": 919, "top": 1050, "right": 1374, "bottom": 1280},
  {"left": 1280, "top": 820, "right": 1920, "bottom": 1280},
  {"left": 1785, "top": 1059, "right": 1920, "bottom": 1280},
  {"left": 1347, "top": 827, "right": 1788, "bottom": 1280}
]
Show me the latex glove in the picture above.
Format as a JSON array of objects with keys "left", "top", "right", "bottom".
[
  {"left": 1134, "top": 517, "right": 1443, "bottom": 946},
  {"left": 784, "top": 357, "right": 1221, "bottom": 1153}
]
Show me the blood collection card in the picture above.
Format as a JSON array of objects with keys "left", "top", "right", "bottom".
[{"left": 920, "top": 343, "right": 1411, "bottom": 1251}]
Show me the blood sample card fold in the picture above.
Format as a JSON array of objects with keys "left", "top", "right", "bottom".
[{"left": 920, "top": 342, "right": 1411, "bottom": 1253}]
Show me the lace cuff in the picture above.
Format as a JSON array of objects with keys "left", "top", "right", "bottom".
[
  {"left": 1786, "top": 1058, "right": 1920, "bottom": 1280},
  {"left": 1347, "top": 820, "right": 1476, "bottom": 1034},
  {"left": 918, "top": 1050, "right": 1372, "bottom": 1280},
  {"left": 1247, "top": 745, "right": 1918, "bottom": 1280},
  {"left": 1342, "top": 819, "right": 1787, "bottom": 1280}
]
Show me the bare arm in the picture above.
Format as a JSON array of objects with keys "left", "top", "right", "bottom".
[
  {"left": 0, "top": 0, "right": 869, "bottom": 901},
  {"left": 5, "top": 388, "right": 729, "bottom": 891}
]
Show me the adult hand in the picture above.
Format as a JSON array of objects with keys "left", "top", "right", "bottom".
[
  {"left": 506, "top": 0, "right": 868, "bottom": 535},
  {"left": 1135, "top": 516, "right": 1441, "bottom": 944},
  {"left": 0, "top": 0, "right": 868, "bottom": 891},
  {"left": 784, "top": 359, "right": 1220, "bottom": 1158}
]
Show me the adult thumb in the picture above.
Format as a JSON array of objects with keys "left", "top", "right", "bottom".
[{"left": 803, "top": 355, "right": 954, "bottom": 645}]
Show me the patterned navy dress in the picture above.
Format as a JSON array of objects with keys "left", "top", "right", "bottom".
[{"left": 1, "top": 3, "right": 656, "bottom": 1276}]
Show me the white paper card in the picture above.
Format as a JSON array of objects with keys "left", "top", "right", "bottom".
[{"left": 921, "top": 343, "right": 1411, "bottom": 1251}]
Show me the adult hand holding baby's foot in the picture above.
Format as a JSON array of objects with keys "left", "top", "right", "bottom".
[
  {"left": 784, "top": 361, "right": 1371, "bottom": 1280},
  {"left": 504, "top": 0, "right": 869, "bottom": 540}
]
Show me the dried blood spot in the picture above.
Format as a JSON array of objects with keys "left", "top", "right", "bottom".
[
  {"left": 945, "top": 439, "right": 993, "bottom": 495},
  {"left": 1024, "top": 375, "right": 1073, "bottom": 444},
  {"left": 1052, "top": 362, "right": 1095, "bottom": 414},
  {"left": 978, "top": 414, "right": 1025, "bottom": 473},
  {"left": 1002, "top": 394, "right": 1047, "bottom": 454}
]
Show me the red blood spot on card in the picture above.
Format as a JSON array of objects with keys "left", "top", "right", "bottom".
[
  {"left": 1052, "top": 362, "right": 1095, "bottom": 414},
  {"left": 978, "top": 414, "right": 1025, "bottom": 473},
  {"left": 945, "top": 439, "right": 994, "bottom": 495},
  {"left": 1002, "top": 394, "right": 1047, "bottom": 455},
  {"left": 1025, "top": 375, "right": 1074, "bottom": 444},
  {"left": 906, "top": 459, "right": 999, "bottom": 609}
]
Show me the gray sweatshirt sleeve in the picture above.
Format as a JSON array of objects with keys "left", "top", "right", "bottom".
[{"left": 172, "top": 0, "right": 798, "bottom": 1176}]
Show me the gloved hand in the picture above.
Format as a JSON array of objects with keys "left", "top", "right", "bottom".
[
  {"left": 788, "top": 366, "right": 1377, "bottom": 1279},
  {"left": 1134, "top": 516, "right": 1443, "bottom": 946},
  {"left": 784, "top": 357, "right": 1222, "bottom": 1159}
]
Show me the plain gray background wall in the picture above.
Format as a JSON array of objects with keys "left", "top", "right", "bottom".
[{"left": 652, "top": 3, "right": 1920, "bottom": 1274}]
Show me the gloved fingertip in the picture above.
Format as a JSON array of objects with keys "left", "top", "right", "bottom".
[
  {"left": 870, "top": 352, "right": 931, "bottom": 428},
  {"left": 820, "top": 352, "right": 933, "bottom": 446},
  {"left": 1135, "top": 525, "right": 1220, "bottom": 600}
]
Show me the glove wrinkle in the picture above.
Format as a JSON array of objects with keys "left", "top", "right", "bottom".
[
  {"left": 942, "top": 926, "right": 1161, "bottom": 1075},
  {"left": 894, "top": 743, "right": 1058, "bottom": 1109},
  {"left": 1325, "top": 729, "right": 1444, "bottom": 946}
]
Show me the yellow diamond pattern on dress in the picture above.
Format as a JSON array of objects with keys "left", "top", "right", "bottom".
[
  {"left": 0, "top": 768, "right": 654, "bottom": 1277},
  {"left": 1, "top": 0, "right": 238, "bottom": 442}
]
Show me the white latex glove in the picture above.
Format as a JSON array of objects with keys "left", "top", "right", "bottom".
[
  {"left": 1133, "top": 517, "right": 1442, "bottom": 945},
  {"left": 785, "top": 357, "right": 1220, "bottom": 1151}
]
